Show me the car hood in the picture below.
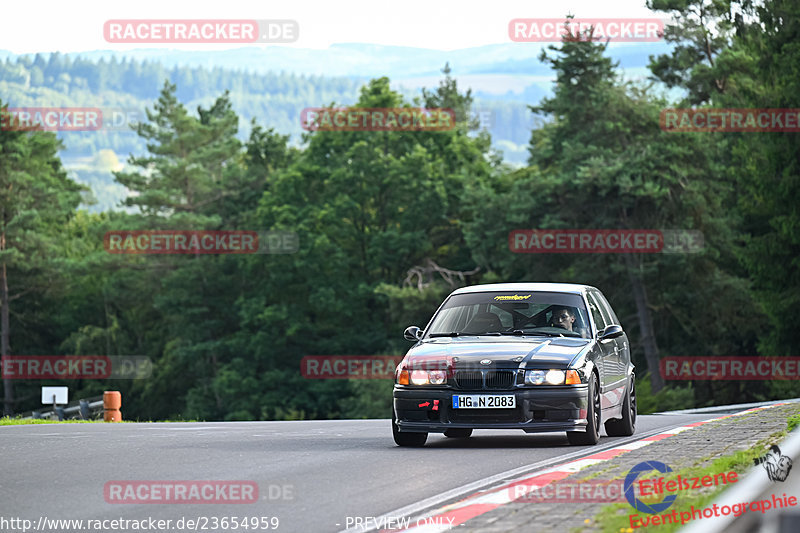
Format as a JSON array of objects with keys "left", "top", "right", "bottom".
[{"left": 404, "top": 336, "right": 591, "bottom": 369}]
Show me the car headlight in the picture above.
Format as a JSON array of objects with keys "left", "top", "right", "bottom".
[
  {"left": 525, "top": 370, "right": 546, "bottom": 385},
  {"left": 525, "top": 369, "right": 580, "bottom": 385},
  {"left": 545, "top": 369, "right": 565, "bottom": 385},
  {"left": 409, "top": 370, "right": 448, "bottom": 385}
]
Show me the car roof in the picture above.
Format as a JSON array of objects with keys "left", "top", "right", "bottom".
[{"left": 449, "top": 282, "right": 596, "bottom": 296}]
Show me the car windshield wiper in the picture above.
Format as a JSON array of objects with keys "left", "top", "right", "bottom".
[
  {"left": 499, "top": 330, "right": 526, "bottom": 335},
  {"left": 429, "top": 331, "right": 503, "bottom": 337},
  {"left": 524, "top": 331, "right": 564, "bottom": 337}
]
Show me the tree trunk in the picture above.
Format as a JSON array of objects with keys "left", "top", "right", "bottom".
[
  {"left": 624, "top": 253, "right": 664, "bottom": 392},
  {"left": 1, "top": 227, "right": 13, "bottom": 415}
]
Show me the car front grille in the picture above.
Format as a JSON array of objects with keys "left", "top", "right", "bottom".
[
  {"left": 454, "top": 371, "right": 483, "bottom": 389},
  {"left": 454, "top": 370, "right": 516, "bottom": 390},
  {"left": 486, "top": 371, "right": 515, "bottom": 389}
]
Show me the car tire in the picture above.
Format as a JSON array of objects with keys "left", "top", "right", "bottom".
[
  {"left": 444, "top": 428, "right": 473, "bottom": 438},
  {"left": 567, "top": 373, "right": 601, "bottom": 446},
  {"left": 392, "top": 408, "right": 427, "bottom": 447},
  {"left": 604, "top": 375, "right": 636, "bottom": 437}
]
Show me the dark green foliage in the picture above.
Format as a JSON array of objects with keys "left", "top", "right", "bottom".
[{"left": 2, "top": 3, "right": 798, "bottom": 417}]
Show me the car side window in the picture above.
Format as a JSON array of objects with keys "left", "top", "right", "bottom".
[
  {"left": 593, "top": 291, "right": 620, "bottom": 326},
  {"left": 587, "top": 293, "right": 607, "bottom": 334}
]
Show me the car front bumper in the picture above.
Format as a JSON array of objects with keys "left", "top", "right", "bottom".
[{"left": 393, "top": 385, "right": 589, "bottom": 433}]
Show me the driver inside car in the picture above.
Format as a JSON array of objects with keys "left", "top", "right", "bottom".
[
  {"left": 551, "top": 306, "right": 576, "bottom": 332},
  {"left": 551, "top": 306, "right": 590, "bottom": 338}
]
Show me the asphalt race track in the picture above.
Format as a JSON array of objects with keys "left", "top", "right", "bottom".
[{"left": 0, "top": 412, "right": 725, "bottom": 533}]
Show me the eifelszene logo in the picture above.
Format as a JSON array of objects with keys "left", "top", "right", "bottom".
[{"left": 624, "top": 461, "right": 677, "bottom": 514}]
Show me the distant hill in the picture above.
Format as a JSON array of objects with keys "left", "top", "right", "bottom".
[
  {"left": 52, "top": 41, "right": 671, "bottom": 77},
  {"left": 0, "top": 42, "right": 673, "bottom": 211}
]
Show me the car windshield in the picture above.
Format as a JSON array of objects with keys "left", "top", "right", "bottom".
[{"left": 426, "top": 291, "right": 591, "bottom": 338}]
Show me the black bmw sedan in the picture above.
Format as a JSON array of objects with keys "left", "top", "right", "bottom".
[{"left": 392, "top": 283, "right": 636, "bottom": 446}]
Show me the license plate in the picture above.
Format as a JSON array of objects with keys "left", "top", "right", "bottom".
[{"left": 451, "top": 395, "right": 516, "bottom": 409}]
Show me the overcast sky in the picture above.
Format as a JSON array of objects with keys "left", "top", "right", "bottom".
[{"left": 3, "top": 0, "right": 665, "bottom": 53}]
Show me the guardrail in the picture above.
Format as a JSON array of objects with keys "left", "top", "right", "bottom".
[
  {"left": 19, "top": 395, "right": 105, "bottom": 421},
  {"left": 654, "top": 398, "right": 800, "bottom": 416}
]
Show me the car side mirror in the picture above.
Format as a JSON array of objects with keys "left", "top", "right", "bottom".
[
  {"left": 598, "top": 325, "right": 624, "bottom": 340},
  {"left": 403, "top": 326, "right": 423, "bottom": 342}
]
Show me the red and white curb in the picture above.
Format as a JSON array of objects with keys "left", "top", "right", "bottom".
[{"left": 390, "top": 403, "right": 786, "bottom": 532}]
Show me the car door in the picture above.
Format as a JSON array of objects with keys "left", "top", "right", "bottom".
[
  {"left": 586, "top": 292, "right": 617, "bottom": 410},
  {"left": 591, "top": 290, "right": 627, "bottom": 407}
]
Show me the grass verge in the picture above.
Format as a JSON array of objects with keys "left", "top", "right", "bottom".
[
  {"left": 0, "top": 417, "right": 200, "bottom": 425},
  {"left": 0, "top": 417, "right": 106, "bottom": 425}
]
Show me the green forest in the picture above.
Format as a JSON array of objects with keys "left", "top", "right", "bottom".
[
  {"left": 1, "top": 0, "right": 798, "bottom": 420},
  {"left": 0, "top": 52, "right": 366, "bottom": 151}
]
